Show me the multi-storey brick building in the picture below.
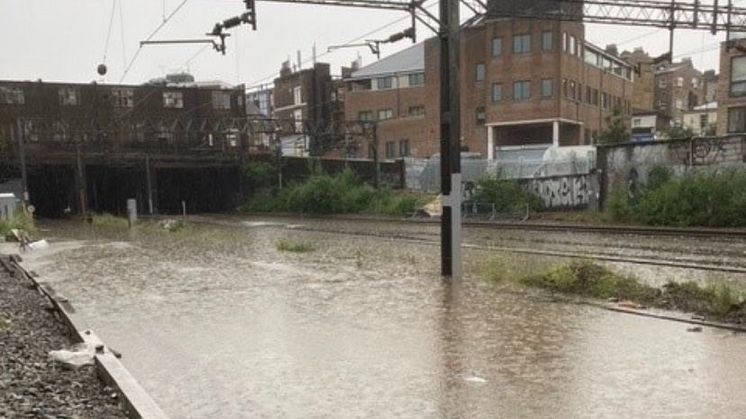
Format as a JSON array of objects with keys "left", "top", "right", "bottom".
[
  {"left": 345, "top": 17, "right": 634, "bottom": 160},
  {"left": 620, "top": 47, "right": 665, "bottom": 113},
  {"left": 702, "top": 69, "right": 719, "bottom": 104},
  {"left": 653, "top": 57, "right": 704, "bottom": 126},
  {"left": 273, "top": 61, "right": 342, "bottom": 156},
  {"left": 717, "top": 37, "right": 746, "bottom": 134}
]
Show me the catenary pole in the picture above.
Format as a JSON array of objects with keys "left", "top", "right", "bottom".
[{"left": 439, "top": 0, "right": 461, "bottom": 278}]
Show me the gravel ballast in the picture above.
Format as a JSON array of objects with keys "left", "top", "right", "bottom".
[{"left": 0, "top": 266, "right": 127, "bottom": 419}]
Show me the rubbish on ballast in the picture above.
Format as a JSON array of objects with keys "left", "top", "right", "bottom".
[
  {"left": 423, "top": 195, "right": 442, "bottom": 217},
  {"left": 158, "top": 219, "right": 184, "bottom": 232},
  {"left": 49, "top": 343, "right": 96, "bottom": 369},
  {"left": 687, "top": 326, "right": 703, "bottom": 333},
  {"left": 462, "top": 374, "right": 487, "bottom": 384},
  {"left": 27, "top": 239, "right": 49, "bottom": 251},
  {"left": 691, "top": 314, "right": 706, "bottom": 321},
  {"left": 617, "top": 301, "right": 644, "bottom": 309}
]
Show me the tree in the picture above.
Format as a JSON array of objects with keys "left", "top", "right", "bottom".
[
  {"left": 662, "top": 125, "right": 695, "bottom": 140},
  {"left": 597, "top": 107, "right": 630, "bottom": 145}
]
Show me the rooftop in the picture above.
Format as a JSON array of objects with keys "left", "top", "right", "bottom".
[{"left": 347, "top": 42, "right": 424, "bottom": 80}]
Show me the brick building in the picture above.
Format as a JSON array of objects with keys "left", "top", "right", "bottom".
[
  {"left": 0, "top": 77, "right": 246, "bottom": 150},
  {"left": 620, "top": 47, "right": 670, "bottom": 113},
  {"left": 653, "top": 57, "right": 704, "bottom": 126},
  {"left": 717, "top": 37, "right": 746, "bottom": 134},
  {"left": 344, "top": 17, "right": 634, "bottom": 160},
  {"left": 272, "top": 61, "right": 341, "bottom": 156}
]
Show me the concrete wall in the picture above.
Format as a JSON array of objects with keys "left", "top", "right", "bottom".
[
  {"left": 522, "top": 173, "right": 597, "bottom": 210},
  {"left": 597, "top": 135, "right": 746, "bottom": 207}
]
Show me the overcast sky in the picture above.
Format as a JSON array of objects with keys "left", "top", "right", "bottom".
[{"left": 0, "top": 0, "right": 732, "bottom": 89}]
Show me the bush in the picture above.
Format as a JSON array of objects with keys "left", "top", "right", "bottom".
[
  {"left": 606, "top": 168, "right": 746, "bottom": 227},
  {"left": 243, "top": 169, "right": 425, "bottom": 216},
  {"left": 242, "top": 162, "right": 276, "bottom": 193},
  {"left": 471, "top": 174, "right": 543, "bottom": 212},
  {"left": 0, "top": 212, "right": 36, "bottom": 238}
]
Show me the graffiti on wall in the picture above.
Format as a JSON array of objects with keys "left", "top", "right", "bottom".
[
  {"left": 525, "top": 174, "right": 591, "bottom": 210},
  {"left": 669, "top": 137, "right": 745, "bottom": 166}
]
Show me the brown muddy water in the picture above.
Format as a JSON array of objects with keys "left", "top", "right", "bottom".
[{"left": 10, "top": 217, "right": 746, "bottom": 418}]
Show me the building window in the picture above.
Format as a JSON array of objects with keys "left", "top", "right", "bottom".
[
  {"left": 728, "top": 107, "right": 746, "bottom": 132},
  {"left": 376, "top": 76, "right": 394, "bottom": 90},
  {"left": 562, "top": 32, "right": 567, "bottom": 52},
  {"left": 293, "top": 109, "right": 303, "bottom": 132},
  {"left": 399, "top": 139, "right": 410, "bottom": 157},
  {"left": 700, "top": 113, "right": 709, "bottom": 129},
  {"left": 475, "top": 106, "right": 486, "bottom": 125},
  {"left": 492, "top": 83, "right": 502, "bottom": 102},
  {"left": 408, "top": 72, "right": 425, "bottom": 87},
  {"left": 585, "top": 86, "right": 592, "bottom": 104},
  {"left": 601, "top": 92, "right": 609, "bottom": 109},
  {"left": 731, "top": 56, "right": 746, "bottom": 96},
  {"left": 658, "top": 77, "right": 667, "bottom": 88},
  {"left": 0, "top": 86, "right": 25, "bottom": 104},
  {"left": 569, "top": 80, "right": 577, "bottom": 100},
  {"left": 675, "top": 98, "right": 684, "bottom": 110},
  {"left": 633, "top": 118, "right": 642, "bottom": 127},
  {"left": 475, "top": 63, "right": 485, "bottom": 82},
  {"left": 676, "top": 76, "right": 684, "bottom": 87},
  {"left": 212, "top": 91, "right": 232, "bottom": 110},
  {"left": 591, "top": 88, "right": 599, "bottom": 106},
  {"left": 58, "top": 88, "right": 80, "bottom": 106},
  {"left": 359, "top": 110, "right": 373, "bottom": 121},
  {"left": 542, "top": 31, "right": 553, "bottom": 51},
  {"left": 378, "top": 108, "right": 393, "bottom": 120},
  {"left": 163, "top": 91, "right": 183, "bottom": 108},
  {"left": 385, "top": 141, "right": 396, "bottom": 159},
  {"left": 408, "top": 105, "right": 425, "bottom": 116},
  {"left": 513, "top": 80, "right": 531, "bottom": 101},
  {"left": 492, "top": 37, "right": 502, "bottom": 57},
  {"left": 112, "top": 88, "right": 134, "bottom": 108},
  {"left": 658, "top": 100, "right": 668, "bottom": 110},
  {"left": 368, "top": 143, "right": 376, "bottom": 159},
  {"left": 293, "top": 86, "right": 302, "bottom": 105},
  {"left": 513, "top": 34, "right": 531, "bottom": 54},
  {"left": 541, "top": 79, "right": 553, "bottom": 98},
  {"left": 569, "top": 35, "right": 577, "bottom": 56},
  {"left": 692, "top": 78, "right": 699, "bottom": 88}
]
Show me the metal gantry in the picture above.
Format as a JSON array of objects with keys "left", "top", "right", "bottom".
[{"left": 216, "top": 0, "right": 746, "bottom": 278}]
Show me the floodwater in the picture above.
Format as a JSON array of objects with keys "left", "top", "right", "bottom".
[{"left": 13, "top": 217, "right": 746, "bottom": 418}]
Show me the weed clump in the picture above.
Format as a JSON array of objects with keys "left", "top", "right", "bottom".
[
  {"left": 486, "top": 259, "right": 746, "bottom": 323},
  {"left": 276, "top": 239, "right": 315, "bottom": 253},
  {"left": 0, "top": 212, "right": 36, "bottom": 238}
]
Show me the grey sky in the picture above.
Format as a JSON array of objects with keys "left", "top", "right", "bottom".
[{"left": 0, "top": 0, "right": 729, "bottom": 88}]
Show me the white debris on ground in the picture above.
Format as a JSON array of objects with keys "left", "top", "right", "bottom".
[{"left": 49, "top": 343, "right": 96, "bottom": 369}]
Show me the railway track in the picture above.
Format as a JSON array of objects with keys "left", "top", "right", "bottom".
[{"left": 182, "top": 215, "right": 746, "bottom": 274}]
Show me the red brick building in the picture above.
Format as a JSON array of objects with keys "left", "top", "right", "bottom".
[
  {"left": 345, "top": 18, "right": 634, "bottom": 160},
  {"left": 717, "top": 37, "right": 746, "bottom": 134}
]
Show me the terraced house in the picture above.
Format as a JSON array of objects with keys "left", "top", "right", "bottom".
[{"left": 344, "top": 17, "right": 634, "bottom": 160}]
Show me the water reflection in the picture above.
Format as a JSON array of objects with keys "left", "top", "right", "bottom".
[{"left": 13, "top": 217, "right": 746, "bottom": 418}]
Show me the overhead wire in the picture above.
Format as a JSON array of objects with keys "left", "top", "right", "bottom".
[
  {"left": 245, "top": 0, "right": 439, "bottom": 89},
  {"left": 120, "top": 0, "right": 191, "bottom": 83},
  {"left": 101, "top": 0, "right": 117, "bottom": 65}
]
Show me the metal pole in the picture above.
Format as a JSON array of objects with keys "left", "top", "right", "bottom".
[
  {"left": 15, "top": 119, "right": 29, "bottom": 209},
  {"left": 76, "top": 145, "right": 87, "bottom": 216},
  {"left": 145, "top": 155, "right": 154, "bottom": 215},
  {"left": 373, "top": 123, "right": 380, "bottom": 188},
  {"left": 439, "top": 0, "right": 461, "bottom": 278}
]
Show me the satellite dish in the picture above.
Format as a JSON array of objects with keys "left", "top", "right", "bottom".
[{"left": 97, "top": 64, "right": 108, "bottom": 76}]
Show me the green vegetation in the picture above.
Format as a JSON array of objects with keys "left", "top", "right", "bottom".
[
  {"left": 471, "top": 174, "right": 543, "bottom": 212},
  {"left": 91, "top": 213, "right": 131, "bottom": 229},
  {"left": 0, "top": 212, "right": 36, "bottom": 238},
  {"left": 484, "top": 259, "right": 746, "bottom": 323},
  {"left": 662, "top": 125, "right": 695, "bottom": 140},
  {"left": 276, "top": 239, "right": 315, "bottom": 253},
  {"left": 597, "top": 107, "right": 630, "bottom": 145},
  {"left": 242, "top": 161, "right": 277, "bottom": 193},
  {"left": 243, "top": 169, "right": 426, "bottom": 216},
  {"left": 0, "top": 315, "right": 8, "bottom": 330},
  {"left": 607, "top": 167, "right": 746, "bottom": 227}
]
